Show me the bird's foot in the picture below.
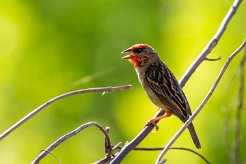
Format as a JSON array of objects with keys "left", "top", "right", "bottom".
[
  {"left": 144, "top": 119, "right": 159, "bottom": 131},
  {"left": 144, "top": 111, "right": 173, "bottom": 131}
]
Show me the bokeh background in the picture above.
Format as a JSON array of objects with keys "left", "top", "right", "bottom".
[{"left": 0, "top": 0, "right": 245, "bottom": 163}]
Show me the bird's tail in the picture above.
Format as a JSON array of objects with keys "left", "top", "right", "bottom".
[{"left": 188, "top": 123, "right": 201, "bottom": 149}]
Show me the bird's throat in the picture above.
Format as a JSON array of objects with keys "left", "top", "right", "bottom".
[{"left": 130, "top": 57, "right": 141, "bottom": 68}]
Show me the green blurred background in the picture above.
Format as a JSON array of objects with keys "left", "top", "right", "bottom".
[{"left": 0, "top": 0, "right": 245, "bottom": 163}]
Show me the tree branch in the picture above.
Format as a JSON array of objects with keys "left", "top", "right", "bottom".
[
  {"left": 180, "top": 0, "right": 243, "bottom": 88},
  {"left": 110, "top": 0, "right": 243, "bottom": 163},
  {"left": 0, "top": 85, "right": 132, "bottom": 141},
  {"left": 156, "top": 39, "right": 246, "bottom": 164},
  {"left": 31, "top": 122, "right": 112, "bottom": 164}
]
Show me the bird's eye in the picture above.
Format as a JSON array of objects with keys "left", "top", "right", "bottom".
[{"left": 134, "top": 48, "right": 144, "bottom": 53}]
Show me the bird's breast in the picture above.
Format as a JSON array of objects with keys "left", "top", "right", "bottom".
[{"left": 136, "top": 69, "right": 169, "bottom": 112}]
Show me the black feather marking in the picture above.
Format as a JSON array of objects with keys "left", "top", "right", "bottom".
[{"left": 145, "top": 61, "right": 192, "bottom": 121}]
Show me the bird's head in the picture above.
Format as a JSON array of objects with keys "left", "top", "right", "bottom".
[{"left": 122, "top": 44, "right": 159, "bottom": 68}]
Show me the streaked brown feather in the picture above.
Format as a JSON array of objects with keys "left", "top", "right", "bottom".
[{"left": 145, "top": 60, "right": 192, "bottom": 122}]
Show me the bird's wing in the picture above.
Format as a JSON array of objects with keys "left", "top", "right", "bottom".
[{"left": 145, "top": 61, "right": 192, "bottom": 121}]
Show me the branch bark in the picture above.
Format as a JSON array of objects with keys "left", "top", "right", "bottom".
[
  {"left": 180, "top": 0, "right": 243, "bottom": 88},
  {"left": 0, "top": 85, "right": 132, "bottom": 141}
]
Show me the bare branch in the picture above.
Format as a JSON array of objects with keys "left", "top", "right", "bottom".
[
  {"left": 104, "top": 127, "right": 112, "bottom": 157},
  {"left": 32, "top": 122, "right": 112, "bottom": 164},
  {"left": 0, "top": 85, "right": 132, "bottom": 141},
  {"left": 156, "top": 39, "right": 246, "bottom": 164},
  {"left": 180, "top": 0, "right": 243, "bottom": 88}
]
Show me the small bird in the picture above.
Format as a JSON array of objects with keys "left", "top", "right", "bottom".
[{"left": 122, "top": 44, "right": 201, "bottom": 149}]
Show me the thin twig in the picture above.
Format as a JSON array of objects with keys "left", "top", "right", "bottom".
[
  {"left": 112, "top": 146, "right": 210, "bottom": 164},
  {"left": 169, "top": 147, "right": 210, "bottom": 164},
  {"left": 180, "top": 0, "right": 243, "bottom": 88},
  {"left": 0, "top": 85, "right": 132, "bottom": 141},
  {"left": 37, "top": 150, "right": 62, "bottom": 164},
  {"left": 32, "top": 122, "right": 111, "bottom": 164},
  {"left": 156, "top": 40, "right": 246, "bottom": 164},
  {"left": 231, "top": 45, "right": 245, "bottom": 164},
  {"left": 110, "top": 1, "right": 243, "bottom": 163},
  {"left": 104, "top": 127, "right": 115, "bottom": 159},
  {"left": 111, "top": 142, "right": 122, "bottom": 151}
]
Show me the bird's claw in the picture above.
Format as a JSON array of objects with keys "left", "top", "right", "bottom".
[{"left": 144, "top": 120, "right": 159, "bottom": 131}]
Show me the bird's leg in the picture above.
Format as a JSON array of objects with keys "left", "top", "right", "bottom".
[{"left": 144, "top": 110, "right": 173, "bottom": 129}]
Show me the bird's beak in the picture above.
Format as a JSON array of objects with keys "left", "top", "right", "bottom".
[
  {"left": 121, "top": 48, "right": 133, "bottom": 59},
  {"left": 122, "top": 48, "right": 132, "bottom": 53},
  {"left": 122, "top": 54, "right": 134, "bottom": 59}
]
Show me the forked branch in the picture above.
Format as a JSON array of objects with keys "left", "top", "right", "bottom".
[{"left": 31, "top": 122, "right": 112, "bottom": 164}]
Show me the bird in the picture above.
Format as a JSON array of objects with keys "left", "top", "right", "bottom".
[{"left": 121, "top": 43, "right": 201, "bottom": 149}]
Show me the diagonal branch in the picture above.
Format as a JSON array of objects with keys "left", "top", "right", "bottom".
[
  {"left": 0, "top": 85, "right": 132, "bottom": 141},
  {"left": 156, "top": 39, "right": 246, "bottom": 164},
  {"left": 180, "top": 0, "right": 243, "bottom": 88}
]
